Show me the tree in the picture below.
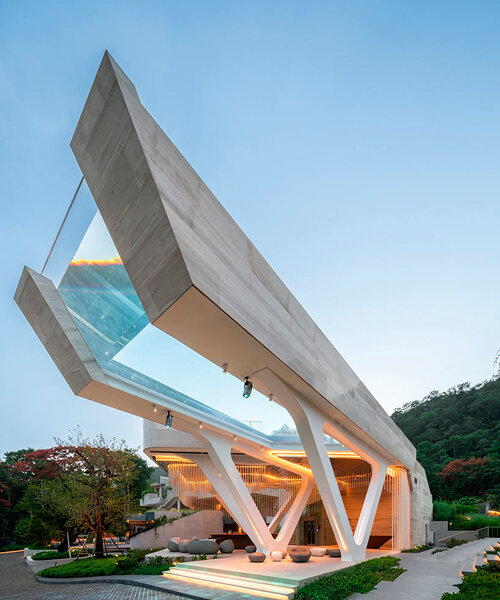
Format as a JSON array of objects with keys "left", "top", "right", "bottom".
[
  {"left": 392, "top": 375, "right": 500, "bottom": 499},
  {"left": 50, "top": 435, "right": 138, "bottom": 557},
  {"left": 436, "top": 457, "right": 500, "bottom": 500},
  {"left": 12, "top": 432, "right": 148, "bottom": 556}
]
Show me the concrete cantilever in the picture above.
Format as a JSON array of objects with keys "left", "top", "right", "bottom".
[{"left": 71, "top": 51, "right": 415, "bottom": 470}]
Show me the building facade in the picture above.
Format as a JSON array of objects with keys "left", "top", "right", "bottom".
[{"left": 15, "top": 52, "right": 432, "bottom": 561}]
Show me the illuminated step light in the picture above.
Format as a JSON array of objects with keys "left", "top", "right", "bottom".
[{"left": 164, "top": 568, "right": 295, "bottom": 599}]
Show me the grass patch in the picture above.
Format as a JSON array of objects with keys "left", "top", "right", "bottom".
[
  {"left": 32, "top": 550, "right": 90, "bottom": 560},
  {"left": 295, "top": 556, "right": 405, "bottom": 600},
  {"left": 38, "top": 548, "right": 173, "bottom": 578},
  {"left": 0, "top": 544, "right": 25, "bottom": 552},
  {"left": 441, "top": 565, "right": 500, "bottom": 599},
  {"left": 445, "top": 538, "right": 468, "bottom": 549}
]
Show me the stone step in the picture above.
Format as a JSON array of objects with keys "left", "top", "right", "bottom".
[
  {"left": 164, "top": 565, "right": 296, "bottom": 600},
  {"left": 461, "top": 554, "right": 478, "bottom": 576},
  {"left": 170, "top": 561, "right": 301, "bottom": 587}
]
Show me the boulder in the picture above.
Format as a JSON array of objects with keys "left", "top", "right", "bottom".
[
  {"left": 178, "top": 539, "right": 190, "bottom": 553},
  {"left": 248, "top": 552, "right": 266, "bottom": 562},
  {"left": 290, "top": 548, "right": 311, "bottom": 563},
  {"left": 219, "top": 539, "right": 235, "bottom": 553},
  {"left": 186, "top": 538, "right": 219, "bottom": 555}
]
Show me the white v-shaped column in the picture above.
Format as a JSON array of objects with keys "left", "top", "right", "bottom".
[
  {"left": 173, "top": 419, "right": 314, "bottom": 554},
  {"left": 255, "top": 369, "right": 389, "bottom": 562}
]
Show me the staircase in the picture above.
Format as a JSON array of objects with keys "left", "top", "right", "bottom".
[{"left": 163, "top": 562, "right": 299, "bottom": 600}]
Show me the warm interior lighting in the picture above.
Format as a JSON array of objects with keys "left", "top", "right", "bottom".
[
  {"left": 153, "top": 454, "right": 193, "bottom": 463},
  {"left": 272, "top": 450, "right": 361, "bottom": 459}
]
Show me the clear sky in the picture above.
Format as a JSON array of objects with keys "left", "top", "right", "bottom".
[{"left": 1, "top": 1, "right": 499, "bottom": 457}]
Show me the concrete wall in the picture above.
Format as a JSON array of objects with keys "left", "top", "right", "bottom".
[
  {"left": 410, "top": 463, "right": 433, "bottom": 546},
  {"left": 130, "top": 510, "right": 223, "bottom": 550}
]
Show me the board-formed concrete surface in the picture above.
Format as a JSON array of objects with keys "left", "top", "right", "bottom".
[{"left": 71, "top": 51, "right": 415, "bottom": 470}]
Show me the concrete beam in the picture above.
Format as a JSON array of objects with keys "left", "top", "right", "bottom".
[{"left": 70, "top": 51, "right": 415, "bottom": 469}]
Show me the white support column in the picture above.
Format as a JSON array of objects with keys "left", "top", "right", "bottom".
[
  {"left": 276, "top": 475, "right": 314, "bottom": 545},
  {"left": 191, "top": 432, "right": 280, "bottom": 553},
  {"left": 353, "top": 461, "right": 388, "bottom": 548},
  {"left": 173, "top": 418, "right": 313, "bottom": 554},
  {"left": 255, "top": 368, "right": 391, "bottom": 562},
  {"left": 267, "top": 491, "right": 293, "bottom": 533}
]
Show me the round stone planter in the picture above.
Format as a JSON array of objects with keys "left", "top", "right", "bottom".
[{"left": 248, "top": 552, "right": 266, "bottom": 563}]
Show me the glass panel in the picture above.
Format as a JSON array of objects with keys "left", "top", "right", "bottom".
[
  {"left": 49, "top": 182, "right": 346, "bottom": 445},
  {"left": 42, "top": 180, "right": 97, "bottom": 287},
  {"left": 52, "top": 194, "right": 296, "bottom": 439}
]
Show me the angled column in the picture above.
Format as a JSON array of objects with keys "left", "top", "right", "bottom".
[
  {"left": 173, "top": 418, "right": 314, "bottom": 554},
  {"left": 255, "top": 368, "right": 390, "bottom": 562}
]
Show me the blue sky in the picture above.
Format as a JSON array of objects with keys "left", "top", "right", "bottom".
[{"left": 1, "top": 1, "right": 499, "bottom": 456}]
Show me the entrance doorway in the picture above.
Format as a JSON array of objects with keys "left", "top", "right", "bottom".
[{"left": 303, "top": 519, "right": 316, "bottom": 545}]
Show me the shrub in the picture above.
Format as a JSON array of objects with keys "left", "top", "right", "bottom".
[
  {"left": 0, "top": 544, "right": 25, "bottom": 552},
  {"left": 444, "top": 538, "right": 468, "bottom": 549},
  {"left": 402, "top": 544, "right": 429, "bottom": 553},
  {"left": 32, "top": 551, "right": 69, "bottom": 561},
  {"left": 39, "top": 558, "right": 118, "bottom": 578},
  {"left": 32, "top": 549, "right": 91, "bottom": 560},
  {"left": 450, "top": 515, "right": 500, "bottom": 530},
  {"left": 38, "top": 548, "right": 171, "bottom": 578},
  {"left": 295, "top": 557, "right": 405, "bottom": 600},
  {"left": 441, "top": 565, "right": 500, "bottom": 599},
  {"left": 434, "top": 500, "right": 457, "bottom": 521}
]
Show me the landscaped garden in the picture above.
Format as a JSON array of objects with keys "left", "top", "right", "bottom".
[
  {"left": 295, "top": 556, "right": 405, "bottom": 600},
  {"left": 37, "top": 548, "right": 174, "bottom": 577}
]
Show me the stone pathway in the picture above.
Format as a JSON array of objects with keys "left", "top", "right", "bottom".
[{"left": 350, "top": 538, "right": 497, "bottom": 600}]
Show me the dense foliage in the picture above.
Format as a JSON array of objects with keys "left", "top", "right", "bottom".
[
  {"left": 295, "top": 557, "right": 404, "bottom": 600},
  {"left": 441, "top": 565, "right": 500, "bottom": 599},
  {"left": 392, "top": 378, "right": 500, "bottom": 504},
  {"left": 0, "top": 430, "right": 152, "bottom": 551}
]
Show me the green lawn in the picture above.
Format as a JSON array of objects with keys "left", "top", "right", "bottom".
[{"left": 38, "top": 549, "right": 172, "bottom": 578}]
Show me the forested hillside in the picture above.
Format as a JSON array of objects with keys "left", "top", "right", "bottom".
[{"left": 391, "top": 378, "right": 500, "bottom": 503}]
